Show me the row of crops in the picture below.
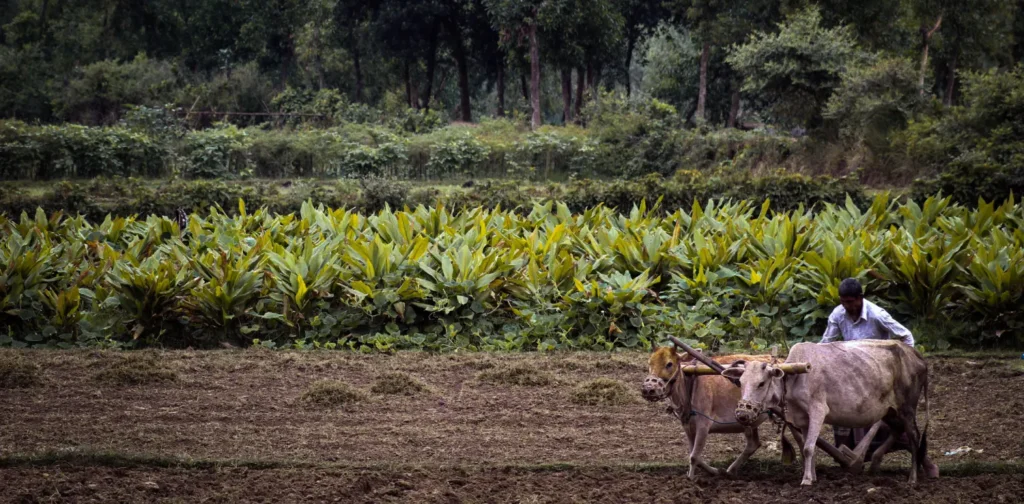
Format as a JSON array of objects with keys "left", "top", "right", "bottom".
[{"left": 2, "top": 194, "right": 1023, "bottom": 351}]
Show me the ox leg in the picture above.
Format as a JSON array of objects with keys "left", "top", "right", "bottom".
[
  {"left": 868, "top": 430, "right": 898, "bottom": 474},
  {"left": 725, "top": 427, "right": 761, "bottom": 477},
  {"left": 800, "top": 407, "right": 828, "bottom": 486},
  {"left": 685, "top": 420, "right": 720, "bottom": 478},
  {"left": 844, "top": 421, "right": 885, "bottom": 474},
  {"left": 900, "top": 411, "right": 923, "bottom": 485}
]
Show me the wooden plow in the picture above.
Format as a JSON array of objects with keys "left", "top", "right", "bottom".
[{"left": 667, "top": 336, "right": 860, "bottom": 470}]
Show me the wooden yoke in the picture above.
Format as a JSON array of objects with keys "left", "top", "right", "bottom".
[{"left": 682, "top": 363, "right": 811, "bottom": 376}]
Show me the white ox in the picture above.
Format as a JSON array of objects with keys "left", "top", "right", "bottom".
[{"left": 721, "top": 339, "right": 939, "bottom": 486}]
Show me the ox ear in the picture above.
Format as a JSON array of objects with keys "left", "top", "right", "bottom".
[
  {"left": 721, "top": 365, "right": 746, "bottom": 380},
  {"left": 769, "top": 366, "right": 785, "bottom": 379}
]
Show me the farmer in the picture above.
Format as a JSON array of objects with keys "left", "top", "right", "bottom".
[{"left": 820, "top": 277, "right": 915, "bottom": 457}]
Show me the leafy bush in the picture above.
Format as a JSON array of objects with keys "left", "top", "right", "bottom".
[
  {"left": 0, "top": 121, "right": 168, "bottom": 179},
  {"left": 358, "top": 176, "right": 410, "bottom": 212},
  {"left": 727, "top": 6, "right": 869, "bottom": 129},
  {"left": 825, "top": 56, "right": 926, "bottom": 148},
  {"left": 901, "top": 66, "right": 1024, "bottom": 204},
  {"left": 2, "top": 194, "right": 1023, "bottom": 352},
  {"left": 57, "top": 55, "right": 180, "bottom": 126}
]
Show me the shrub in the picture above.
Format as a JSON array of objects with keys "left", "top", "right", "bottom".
[
  {"left": 824, "top": 56, "right": 925, "bottom": 148},
  {"left": 180, "top": 125, "right": 253, "bottom": 178},
  {"left": 900, "top": 66, "right": 1024, "bottom": 204},
  {"left": 0, "top": 121, "right": 169, "bottom": 179},
  {"left": 358, "top": 176, "right": 409, "bottom": 212},
  {"left": 57, "top": 55, "right": 180, "bottom": 126}
]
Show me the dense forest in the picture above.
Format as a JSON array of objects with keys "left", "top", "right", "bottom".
[{"left": 1, "top": 0, "right": 1023, "bottom": 202}]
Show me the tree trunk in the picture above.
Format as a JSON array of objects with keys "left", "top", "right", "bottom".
[
  {"left": 352, "top": 43, "right": 363, "bottom": 102},
  {"left": 943, "top": 52, "right": 958, "bottom": 107},
  {"left": 727, "top": 87, "right": 740, "bottom": 128},
  {"left": 279, "top": 36, "right": 295, "bottom": 91},
  {"left": 625, "top": 34, "right": 636, "bottom": 97},
  {"left": 421, "top": 24, "right": 440, "bottom": 111},
  {"left": 529, "top": 19, "right": 541, "bottom": 129},
  {"left": 574, "top": 67, "right": 584, "bottom": 123},
  {"left": 447, "top": 18, "right": 472, "bottom": 122},
  {"left": 39, "top": 0, "right": 50, "bottom": 33},
  {"left": 561, "top": 68, "right": 572, "bottom": 124},
  {"left": 496, "top": 63, "right": 505, "bottom": 117},
  {"left": 520, "top": 72, "right": 529, "bottom": 101},
  {"left": 697, "top": 42, "right": 710, "bottom": 122},
  {"left": 312, "top": 17, "right": 325, "bottom": 90},
  {"left": 919, "top": 16, "right": 942, "bottom": 95},
  {"left": 404, "top": 59, "right": 413, "bottom": 108}
]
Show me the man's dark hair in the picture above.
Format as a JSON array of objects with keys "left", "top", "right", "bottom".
[{"left": 838, "top": 278, "right": 863, "bottom": 298}]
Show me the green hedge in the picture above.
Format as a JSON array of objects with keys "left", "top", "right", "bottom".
[
  {"left": 0, "top": 172, "right": 867, "bottom": 222},
  {"left": 0, "top": 117, "right": 823, "bottom": 182}
]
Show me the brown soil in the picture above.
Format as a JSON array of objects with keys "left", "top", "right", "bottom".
[{"left": 1, "top": 350, "right": 1022, "bottom": 503}]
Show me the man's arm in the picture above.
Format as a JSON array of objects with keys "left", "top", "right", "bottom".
[
  {"left": 820, "top": 315, "right": 842, "bottom": 343},
  {"left": 877, "top": 309, "right": 915, "bottom": 347}
]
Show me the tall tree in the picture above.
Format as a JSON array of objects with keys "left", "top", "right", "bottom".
[
  {"left": 909, "top": 0, "right": 1016, "bottom": 105},
  {"left": 614, "top": 0, "right": 666, "bottom": 96}
]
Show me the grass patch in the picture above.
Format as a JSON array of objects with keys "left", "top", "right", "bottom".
[
  {"left": 301, "top": 379, "right": 366, "bottom": 406},
  {"left": 571, "top": 378, "right": 636, "bottom": 406},
  {"left": 476, "top": 363, "right": 552, "bottom": 387},
  {"left": 370, "top": 372, "right": 428, "bottom": 395},
  {"left": 0, "top": 354, "right": 41, "bottom": 388},
  {"left": 91, "top": 353, "right": 178, "bottom": 385}
]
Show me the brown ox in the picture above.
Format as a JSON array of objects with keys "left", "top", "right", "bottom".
[
  {"left": 641, "top": 346, "right": 793, "bottom": 478},
  {"left": 722, "top": 339, "right": 938, "bottom": 486}
]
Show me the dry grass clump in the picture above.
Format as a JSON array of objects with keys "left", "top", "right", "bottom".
[
  {"left": 92, "top": 353, "right": 178, "bottom": 385},
  {"left": 301, "top": 380, "right": 367, "bottom": 406},
  {"left": 370, "top": 372, "right": 429, "bottom": 395},
  {"left": 571, "top": 378, "right": 636, "bottom": 406},
  {"left": 0, "top": 354, "right": 41, "bottom": 388},
  {"left": 477, "top": 363, "right": 552, "bottom": 387}
]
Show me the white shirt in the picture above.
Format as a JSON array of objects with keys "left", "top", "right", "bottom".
[{"left": 820, "top": 299, "right": 915, "bottom": 347}]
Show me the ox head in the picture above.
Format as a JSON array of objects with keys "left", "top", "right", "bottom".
[
  {"left": 641, "top": 345, "right": 693, "bottom": 402},
  {"left": 721, "top": 361, "right": 785, "bottom": 425}
]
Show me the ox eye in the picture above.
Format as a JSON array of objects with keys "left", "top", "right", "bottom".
[
  {"left": 758, "top": 382, "right": 765, "bottom": 388},
  {"left": 665, "top": 362, "right": 673, "bottom": 368}
]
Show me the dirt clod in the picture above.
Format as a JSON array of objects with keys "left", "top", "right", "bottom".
[
  {"left": 92, "top": 353, "right": 177, "bottom": 385},
  {"left": 477, "top": 363, "right": 552, "bottom": 386},
  {"left": 301, "top": 379, "right": 366, "bottom": 406},
  {"left": 571, "top": 378, "right": 636, "bottom": 406},
  {"left": 0, "top": 353, "right": 41, "bottom": 388},
  {"left": 370, "top": 372, "right": 428, "bottom": 395}
]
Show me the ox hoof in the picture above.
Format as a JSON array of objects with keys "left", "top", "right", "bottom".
[
  {"left": 925, "top": 463, "right": 940, "bottom": 479},
  {"left": 800, "top": 479, "right": 815, "bottom": 487},
  {"left": 847, "top": 460, "right": 865, "bottom": 474}
]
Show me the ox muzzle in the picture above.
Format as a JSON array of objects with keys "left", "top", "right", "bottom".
[
  {"left": 641, "top": 375, "right": 671, "bottom": 402},
  {"left": 735, "top": 399, "right": 764, "bottom": 425}
]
